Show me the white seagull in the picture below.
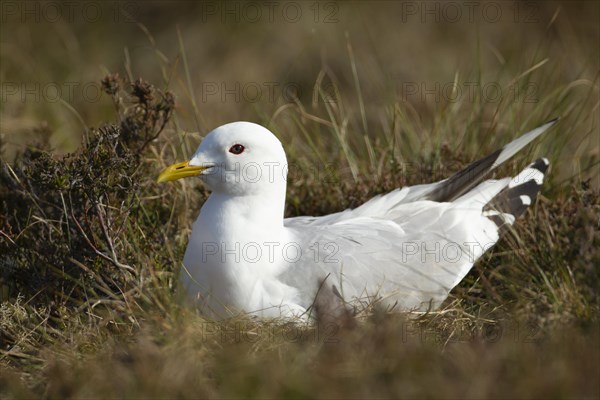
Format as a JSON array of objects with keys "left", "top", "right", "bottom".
[{"left": 158, "top": 119, "right": 558, "bottom": 319}]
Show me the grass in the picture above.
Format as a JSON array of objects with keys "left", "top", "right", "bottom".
[{"left": 1, "top": 2, "right": 599, "bottom": 399}]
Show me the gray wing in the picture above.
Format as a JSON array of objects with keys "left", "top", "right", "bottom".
[
  {"left": 282, "top": 188, "right": 507, "bottom": 312},
  {"left": 281, "top": 120, "right": 557, "bottom": 311}
]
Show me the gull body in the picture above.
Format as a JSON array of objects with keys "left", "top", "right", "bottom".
[{"left": 158, "top": 120, "right": 557, "bottom": 319}]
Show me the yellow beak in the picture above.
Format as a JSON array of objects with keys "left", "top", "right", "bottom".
[{"left": 157, "top": 161, "right": 209, "bottom": 183}]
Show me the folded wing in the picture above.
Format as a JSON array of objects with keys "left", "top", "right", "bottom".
[{"left": 282, "top": 120, "right": 557, "bottom": 312}]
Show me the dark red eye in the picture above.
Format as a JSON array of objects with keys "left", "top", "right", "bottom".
[{"left": 229, "top": 144, "right": 245, "bottom": 155}]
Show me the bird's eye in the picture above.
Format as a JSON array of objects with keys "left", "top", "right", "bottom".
[{"left": 229, "top": 144, "right": 245, "bottom": 155}]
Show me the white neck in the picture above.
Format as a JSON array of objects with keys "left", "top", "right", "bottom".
[{"left": 201, "top": 190, "right": 286, "bottom": 233}]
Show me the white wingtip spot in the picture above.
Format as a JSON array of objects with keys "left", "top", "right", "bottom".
[
  {"left": 542, "top": 157, "right": 549, "bottom": 166},
  {"left": 520, "top": 195, "right": 532, "bottom": 206}
]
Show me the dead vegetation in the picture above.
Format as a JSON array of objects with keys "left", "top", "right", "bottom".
[{"left": 1, "top": 2, "right": 599, "bottom": 398}]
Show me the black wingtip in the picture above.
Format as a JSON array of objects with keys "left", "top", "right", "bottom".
[
  {"left": 483, "top": 158, "right": 549, "bottom": 230},
  {"left": 546, "top": 117, "right": 560, "bottom": 125},
  {"left": 530, "top": 157, "right": 550, "bottom": 173}
]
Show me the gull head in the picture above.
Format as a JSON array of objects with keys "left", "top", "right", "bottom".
[{"left": 158, "top": 122, "right": 288, "bottom": 196}]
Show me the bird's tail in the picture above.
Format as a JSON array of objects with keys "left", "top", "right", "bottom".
[{"left": 482, "top": 158, "right": 550, "bottom": 230}]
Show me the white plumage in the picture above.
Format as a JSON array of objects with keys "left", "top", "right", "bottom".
[{"left": 158, "top": 119, "right": 557, "bottom": 319}]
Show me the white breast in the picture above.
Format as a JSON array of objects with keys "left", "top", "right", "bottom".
[{"left": 180, "top": 194, "right": 304, "bottom": 318}]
